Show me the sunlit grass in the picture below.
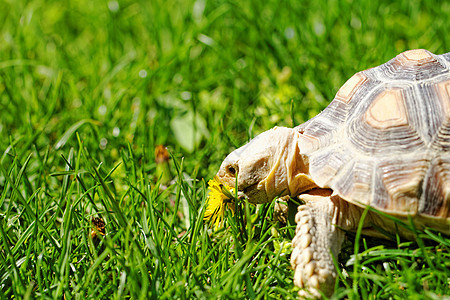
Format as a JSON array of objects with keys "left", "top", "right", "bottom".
[{"left": 0, "top": 0, "right": 449, "bottom": 298}]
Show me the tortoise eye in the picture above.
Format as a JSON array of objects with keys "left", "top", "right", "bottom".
[{"left": 228, "top": 166, "right": 237, "bottom": 176}]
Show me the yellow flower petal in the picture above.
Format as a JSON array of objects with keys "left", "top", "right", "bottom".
[{"left": 204, "top": 176, "right": 235, "bottom": 229}]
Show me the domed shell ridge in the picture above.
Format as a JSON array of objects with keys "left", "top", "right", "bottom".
[
  {"left": 367, "top": 49, "right": 450, "bottom": 81},
  {"left": 297, "top": 50, "right": 450, "bottom": 218}
]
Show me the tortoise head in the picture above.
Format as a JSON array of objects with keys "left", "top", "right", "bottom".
[{"left": 217, "top": 127, "right": 317, "bottom": 204}]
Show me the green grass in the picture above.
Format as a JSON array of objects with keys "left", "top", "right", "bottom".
[{"left": 0, "top": 0, "right": 449, "bottom": 298}]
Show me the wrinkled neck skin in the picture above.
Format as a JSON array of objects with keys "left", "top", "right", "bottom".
[{"left": 259, "top": 130, "right": 317, "bottom": 203}]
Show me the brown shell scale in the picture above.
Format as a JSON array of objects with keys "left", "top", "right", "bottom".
[{"left": 296, "top": 49, "right": 450, "bottom": 220}]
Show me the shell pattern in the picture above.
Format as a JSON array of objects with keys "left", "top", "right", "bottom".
[{"left": 296, "top": 49, "right": 450, "bottom": 219}]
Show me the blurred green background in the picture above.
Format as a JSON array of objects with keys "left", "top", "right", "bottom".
[{"left": 0, "top": 0, "right": 449, "bottom": 298}]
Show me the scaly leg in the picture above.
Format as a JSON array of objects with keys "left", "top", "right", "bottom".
[{"left": 290, "top": 194, "right": 363, "bottom": 298}]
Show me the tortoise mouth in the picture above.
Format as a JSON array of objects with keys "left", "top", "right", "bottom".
[
  {"left": 238, "top": 182, "right": 271, "bottom": 204},
  {"left": 238, "top": 183, "right": 257, "bottom": 198}
]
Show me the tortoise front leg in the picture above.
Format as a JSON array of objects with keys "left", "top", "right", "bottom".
[{"left": 290, "top": 194, "right": 363, "bottom": 298}]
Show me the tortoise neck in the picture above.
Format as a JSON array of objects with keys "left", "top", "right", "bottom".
[{"left": 286, "top": 132, "right": 318, "bottom": 196}]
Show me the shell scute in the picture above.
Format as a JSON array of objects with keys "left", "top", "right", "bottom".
[
  {"left": 332, "top": 160, "right": 374, "bottom": 204},
  {"left": 335, "top": 72, "right": 368, "bottom": 103},
  {"left": 364, "top": 88, "right": 408, "bottom": 129},
  {"left": 431, "top": 79, "right": 450, "bottom": 151},
  {"left": 375, "top": 157, "right": 429, "bottom": 215},
  {"left": 307, "top": 146, "right": 353, "bottom": 188},
  {"left": 420, "top": 156, "right": 450, "bottom": 219}
]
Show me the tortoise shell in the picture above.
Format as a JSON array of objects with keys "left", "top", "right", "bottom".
[{"left": 296, "top": 49, "right": 450, "bottom": 219}]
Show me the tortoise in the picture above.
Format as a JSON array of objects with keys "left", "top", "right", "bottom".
[{"left": 215, "top": 49, "right": 450, "bottom": 297}]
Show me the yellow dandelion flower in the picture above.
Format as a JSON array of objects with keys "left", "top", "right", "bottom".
[{"left": 204, "top": 176, "right": 235, "bottom": 229}]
